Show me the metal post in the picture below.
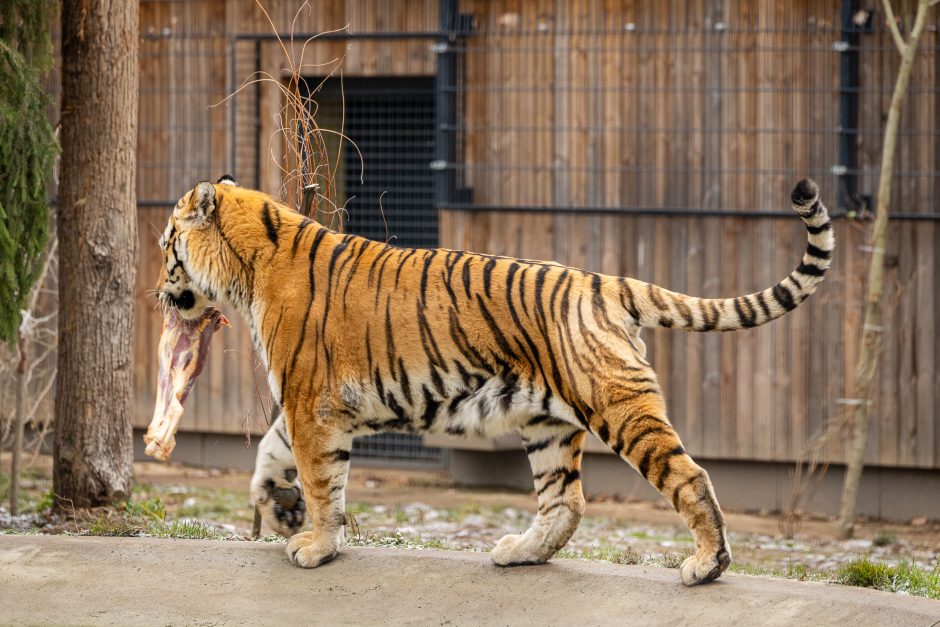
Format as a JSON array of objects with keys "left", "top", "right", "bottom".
[
  {"left": 434, "top": 0, "right": 459, "bottom": 209},
  {"left": 838, "top": 0, "right": 860, "bottom": 210}
]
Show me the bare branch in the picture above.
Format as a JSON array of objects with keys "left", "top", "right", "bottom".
[{"left": 881, "top": 0, "right": 909, "bottom": 55}]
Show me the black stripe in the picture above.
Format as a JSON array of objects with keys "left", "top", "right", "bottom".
[
  {"left": 292, "top": 218, "right": 312, "bottom": 256},
  {"left": 287, "top": 228, "right": 329, "bottom": 377},
  {"left": 482, "top": 258, "right": 497, "bottom": 298},
  {"left": 420, "top": 250, "right": 437, "bottom": 303},
  {"left": 733, "top": 297, "right": 758, "bottom": 328},
  {"left": 475, "top": 294, "right": 522, "bottom": 363},
  {"left": 806, "top": 221, "right": 832, "bottom": 235},
  {"left": 262, "top": 202, "right": 279, "bottom": 247},
  {"left": 771, "top": 283, "right": 797, "bottom": 312},
  {"left": 626, "top": 426, "right": 667, "bottom": 456},
  {"left": 796, "top": 262, "right": 826, "bottom": 277},
  {"left": 805, "top": 243, "right": 831, "bottom": 260},
  {"left": 461, "top": 257, "right": 473, "bottom": 298},
  {"left": 524, "top": 438, "right": 554, "bottom": 455},
  {"left": 420, "top": 387, "right": 440, "bottom": 429},
  {"left": 755, "top": 291, "right": 771, "bottom": 320},
  {"left": 394, "top": 249, "right": 418, "bottom": 287},
  {"left": 699, "top": 300, "right": 719, "bottom": 332},
  {"left": 560, "top": 469, "right": 580, "bottom": 489},
  {"left": 638, "top": 448, "right": 654, "bottom": 478},
  {"left": 275, "top": 424, "right": 291, "bottom": 450}
]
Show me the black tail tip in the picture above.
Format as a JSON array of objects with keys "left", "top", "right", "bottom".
[{"left": 791, "top": 179, "right": 819, "bottom": 207}]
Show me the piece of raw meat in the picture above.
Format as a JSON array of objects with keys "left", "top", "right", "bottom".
[{"left": 144, "top": 307, "right": 228, "bottom": 461}]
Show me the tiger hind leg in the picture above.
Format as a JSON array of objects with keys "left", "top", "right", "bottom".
[
  {"left": 592, "top": 380, "right": 731, "bottom": 585},
  {"left": 491, "top": 421, "right": 586, "bottom": 566},
  {"left": 249, "top": 407, "right": 306, "bottom": 537}
]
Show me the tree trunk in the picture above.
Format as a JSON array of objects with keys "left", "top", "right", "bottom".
[
  {"left": 10, "top": 336, "right": 27, "bottom": 516},
  {"left": 54, "top": 0, "right": 138, "bottom": 507},
  {"left": 838, "top": 0, "right": 931, "bottom": 539}
]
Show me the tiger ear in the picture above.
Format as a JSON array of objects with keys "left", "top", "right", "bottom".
[
  {"left": 217, "top": 174, "right": 239, "bottom": 187},
  {"left": 175, "top": 181, "right": 216, "bottom": 227}
]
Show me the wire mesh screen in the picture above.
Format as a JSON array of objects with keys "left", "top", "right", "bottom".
[
  {"left": 352, "top": 433, "right": 448, "bottom": 468},
  {"left": 336, "top": 78, "right": 438, "bottom": 248},
  {"left": 139, "top": 1, "right": 232, "bottom": 204},
  {"left": 447, "top": 1, "right": 940, "bottom": 218}
]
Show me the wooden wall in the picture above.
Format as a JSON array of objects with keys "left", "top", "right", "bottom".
[
  {"left": 131, "top": 1, "right": 940, "bottom": 469},
  {"left": 445, "top": 0, "right": 940, "bottom": 468}
]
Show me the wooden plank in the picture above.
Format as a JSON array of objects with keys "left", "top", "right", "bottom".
[
  {"left": 897, "top": 220, "right": 916, "bottom": 466},
  {"left": 914, "top": 223, "right": 934, "bottom": 467}
]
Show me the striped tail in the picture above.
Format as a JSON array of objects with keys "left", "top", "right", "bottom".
[{"left": 626, "top": 179, "right": 834, "bottom": 332}]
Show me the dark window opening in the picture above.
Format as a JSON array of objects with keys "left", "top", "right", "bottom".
[{"left": 307, "top": 77, "right": 438, "bottom": 248}]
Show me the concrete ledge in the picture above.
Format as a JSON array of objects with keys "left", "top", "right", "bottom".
[{"left": 1, "top": 535, "right": 937, "bottom": 625}]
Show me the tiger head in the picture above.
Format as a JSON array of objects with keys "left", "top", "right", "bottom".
[{"left": 156, "top": 175, "right": 257, "bottom": 320}]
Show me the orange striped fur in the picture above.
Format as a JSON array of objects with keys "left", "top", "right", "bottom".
[{"left": 157, "top": 177, "right": 833, "bottom": 584}]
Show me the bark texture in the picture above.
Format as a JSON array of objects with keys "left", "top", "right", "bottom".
[{"left": 54, "top": 0, "right": 139, "bottom": 507}]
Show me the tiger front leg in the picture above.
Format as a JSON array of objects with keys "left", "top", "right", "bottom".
[
  {"left": 285, "top": 418, "right": 352, "bottom": 568},
  {"left": 250, "top": 408, "right": 306, "bottom": 537}
]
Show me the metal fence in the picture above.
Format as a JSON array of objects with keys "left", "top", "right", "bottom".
[{"left": 439, "top": 0, "right": 940, "bottom": 220}]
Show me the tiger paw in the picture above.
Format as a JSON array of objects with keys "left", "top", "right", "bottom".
[
  {"left": 250, "top": 473, "right": 305, "bottom": 538},
  {"left": 490, "top": 532, "right": 551, "bottom": 566},
  {"left": 286, "top": 531, "right": 339, "bottom": 568},
  {"left": 679, "top": 546, "right": 731, "bottom": 586}
]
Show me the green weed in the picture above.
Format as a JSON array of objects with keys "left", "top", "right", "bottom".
[
  {"left": 836, "top": 558, "right": 940, "bottom": 600},
  {"left": 147, "top": 519, "right": 225, "bottom": 540}
]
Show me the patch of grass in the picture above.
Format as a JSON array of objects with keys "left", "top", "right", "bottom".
[
  {"left": 393, "top": 506, "right": 410, "bottom": 524},
  {"left": 347, "top": 530, "right": 454, "bottom": 551},
  {"left": 0, "top": 471, "right": 53, "bottom": 515},
  {"left": 174, "top": 489, "right": 245, "bottom": 520},
  {"left": 34, "top": 489, "right": 55, "bottom": 513},
  {"left": 836, "top": 558, "right": 940, "bottom": 600},
  {"left": 346, "top": 502, "right": 375, "bottom": 516},
  {"left": 87, "top": 515, "right": 141, "bottom": 537},
  {"left": 122, "top": 496, "right": 165, "bottom": 521},
  {"left": 557, "top": 546, "right": 644, "bottom": 565},
  {"left": 658, "top": 550, "right": 693, "bottom": 569},
  {"left": 871, "top": 531, "right": 897, "bottom": 547},
  {"left": 728, "top": 560, "right": 825, "bottom": 582},
  {"left": 0, "top": 527, "right": 41, "bottom": 535},
  {"left": 147, "top": 519, "right": 226, "bottom": 540}
]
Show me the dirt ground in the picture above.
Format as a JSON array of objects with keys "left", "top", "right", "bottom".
[{"left": 2, "top": 453, "right": 939, "bottom": 577}]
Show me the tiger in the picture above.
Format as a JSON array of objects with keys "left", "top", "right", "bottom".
[{"left": 156, "top": 175, "right": 833, "bottom": 585}]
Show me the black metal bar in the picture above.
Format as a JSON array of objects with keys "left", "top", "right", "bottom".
[
  {"left": 254, "top": 40, "right": 262, "bottom": 189},
  {"left": 434, "top": 0, "right": 459, "bottom": 209},
  {"left": 228, "top": 36, "right": 237, "bottom": 177},
  {"left": 838, "top": 0, "right": 860, "bottom": 210},
  {"left": 439, "top": 203, "right": 940, "bottom": 221},
  {"left": 234, "top": 31, "right": 440, "bottom": 42}
]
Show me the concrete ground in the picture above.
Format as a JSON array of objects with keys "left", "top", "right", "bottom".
[{"left": 1, "top": 535, "right": 938, "bottom": 626}]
